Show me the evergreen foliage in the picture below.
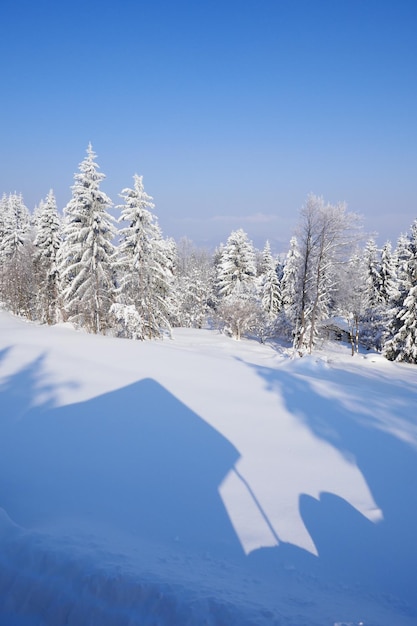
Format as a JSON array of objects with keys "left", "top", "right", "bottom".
[
  {"left": 114, "top": 174, "right": 174, "bottom": 339},
  {"left": 60, "top": 144, "right": 116, "bottom": 334},
  {"left": 215, "top": 229, "right": 259, "bottom": 339},
  {"left": 384, "top": 220, "right": 417, "bottom": 363},
  {"left": 33, "top": 190, "right": 62, "bottom": 324},
  {"left": 1, "top": 156, "right": 415, "bottom": 360},
  {"left": 174, "top": 238, "right": 215, "bottom": 328},
  {"left": 259, "top": 241, "right": 281, "bottom": 318},
  {"left": 216, "top": 229, "right": 257, "bottom": 298},
  {"left": 0, "top": 193, "right": 34, "bottom": 316}
]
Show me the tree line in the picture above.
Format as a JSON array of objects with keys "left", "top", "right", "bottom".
[{"left": 1, "top": 144, "right": 416, "bottom": 363}]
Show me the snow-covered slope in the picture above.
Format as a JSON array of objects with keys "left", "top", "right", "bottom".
[{"left": 0, "top": 311, "right": 416, "bottom": 625}]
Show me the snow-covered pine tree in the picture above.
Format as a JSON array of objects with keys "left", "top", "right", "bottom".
[
  {"left": 113, "top": 174, "right": 174, "bottom": 339},
  {"left": 31, "top": 198, "right": 45, "bottom": 232},
  {"left": 278, "top": 236, "right": 300, "bottom": 339},
  {"left": 215, "top": 229, "right": 260, "bottom": 339},
  {"left": 173, "top": 237, "right": 215, "bottom": 328},
  {"left": 384, "top": 220, "right": 417, "bottom": 363},
  {"left": 379, "top": 241, "right": 398, "bottom": 305},
  {"left": 0, "top": 193, "right": 34, "bottom": 317},
  {"left": 361, "top": 238, "right": 385, "bottom": 350},
  {"left": 394, "top": 232, "right": 414, "bottom": 308},
  {"left": 216, "top": 228, "right": 256, "bottom": 298},
  {"left": 363, "top": 239, "right": 383, "bottom": 308},
  {"left": 250, "top": 241, "right": 282, "bottom": 341},
  {"left": 33, "top": 189, "right": 62, "bottom": 324},
  {"left": 0, "top": 193, "right": 12, "bottom": 304},
  {"left": 387, "top": 284, "right": 417, "bottom": 363},
  {"left": 0, "top": 193, "right": 31, "bottom": 258},
  {"left": 374, "top": 240, "right": 399, "bottom": 348},
  {"left": 259, "top": 241, "right": 281, "bottom": 317},
  {"left": 60, "top": 144, "right": 116, "bottom": 334},
  {"left": 0, "top": 194, "right": 10, "bottom": 260}
]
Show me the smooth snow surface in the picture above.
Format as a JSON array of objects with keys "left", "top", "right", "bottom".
[{"left": 0, "top": 311, "right": 417, "bottom": 625}]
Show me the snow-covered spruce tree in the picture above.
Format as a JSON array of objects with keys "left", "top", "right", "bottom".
[
  {"left": 384, "top": 220, "right": 417, "bottom": 363},
  {"left": 0, "top": 194, "right": 11, "bottom": 263},
  {"left": 390, "top": 232, "right": 414, "bottom": 327},
  {"left": 0, "top": 193, "right": 13, "bottom": 305},
  {"left": 386, "top": 285, "right": 417, "bottom": 363},
  {"left": 379, "top": 241, "right": 398, "bottom": 306},
  {"left": 60, "top": 144, "right": 116, "bottom": 334},
  {"left": 173, "top": 237, "right": 215, "bottom": 329},
  {"left": 0, "top": 193, "right": 34, "bottom": 317},
  {"left": 374, "top": 240, "right": 399, "bottom": 349},
  {"left": 363, "top": 239, "right": 383, "bottom": 305},
  {"left": 259, "top": 241, "right": 281, "bottom": 317},
  {"left": 292, "top": 194, "right": 362, "bottom": 354},
  {"left": 33, "top": 189, "right": 62, "bottom": 324},
  {"left": 382, "top": 234, "right": 409, "bottom": 358},
  {"left": 31, "top": 198, "right": 45, "bottom": 232},
  {"left": 255, "top": 240, "right": 281, "bottom": 340},
  {"left": 216, "top": 228, "right": 257, "bottom": 298},
  {"left": 112, "top": 174, "right": 174, "bottom": 339},
  {"left": 0, "top": 193, "right": 31, "bottom": 258},
  {"left": 360, "top": 238, "right": 387, "bottom": 350},
  {"left": 278, "top": 236, "right": 300, "bottom": 339},
  {"left": 215, "top": 228, "right": 260, "bottom": 340}
]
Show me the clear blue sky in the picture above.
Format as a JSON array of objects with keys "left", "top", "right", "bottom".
[{"left": 1, "top": 0, "right": 416, "bottom": 252}]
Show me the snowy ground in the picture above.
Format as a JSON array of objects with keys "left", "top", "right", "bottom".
[{"left": 0, "top": 311, "right": 417, "bottom": 625}]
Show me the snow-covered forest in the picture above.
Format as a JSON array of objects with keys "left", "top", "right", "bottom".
[{"left": 1, "top": 144, "right": 416, "bottom": 363}]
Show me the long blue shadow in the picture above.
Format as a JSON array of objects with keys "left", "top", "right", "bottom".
[{"left": 246, "top": 359, "right": 417, "bottom": 613}]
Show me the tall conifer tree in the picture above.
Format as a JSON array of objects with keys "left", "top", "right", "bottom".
[
  {"left": 60, "top": 144, "right": 116, "bottom": 333},
  {"left": 113, "top": 174, "right": 174, "bottom": 339}
]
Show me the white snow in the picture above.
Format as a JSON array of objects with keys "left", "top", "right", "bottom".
[{"left": 1, "top": 311, "right": 417, "bottom": 625}]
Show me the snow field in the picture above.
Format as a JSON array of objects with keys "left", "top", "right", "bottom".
[{"left": 1, "top": 312, "right": 417, "bottom": 625}]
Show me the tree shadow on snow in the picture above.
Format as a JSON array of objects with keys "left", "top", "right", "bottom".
[
  {"left": 0, "top": 355, "right": 242, "bottom": 559},
  {"left": 246, "top": 359, "right": 417, "bottom": 612}
]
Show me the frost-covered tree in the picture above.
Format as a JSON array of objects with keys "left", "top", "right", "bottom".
[
  {"left": 0, "top": 194, "right": 11, "bottom": 267},
  {"left": 0, "top": 194, "right": 7, "bottom": 244},
  {"left": 253, "top": 244, "right": 279, "bottom": 342},
  {"left": 363, "top": 239, "right": 383, "bottom": 308},
  {"left": 361, "top": 238, "right": 400, "bottom": 351},
  {"left": 379, "top": 241, "right": 398, "bottom": 306},
  {"left": 215, "top": 229, "right": 260, "bottom": 339},
  {"left": 384, "top": 220, "right": 417, "bottom": 363},
  {"left": 216, "top": 229, "right": 256, "bottom": 298},
  {"left": 336, "top": 252, "right": 367, "bottom": 355},
  {"left": 0, "top": 193, "right": 31, "bottom": 258},
  {"left": 385, "top": 285, "right": 417, "bottom": 364},
  {"left": 31, "top": 199, "right": 45, "bottom": 232},
  {"left": 0, "top": 193, "right": 34, "bottom": 316},
  {"left": 174, "top": 237, "right": 215, "bottom": 328},
  {"left": 216, "top": 295, "right": 261, "bottom": 341},
  {"left": 259, "top": 241, "right": 281, "bottom": 319},
  {"left": 277, "top": 236, "right": 300, "bottom": 339},
  {"left": 359, "top": 238, "right": 385, "bottom": 350},
  {"left": 292, "top": 194, "right": 362, "bottom": 353},
  {"left": 60, "top": 144, "right": 116, "bottom": 334},
  {"left": 113, "top": 174, "right": 174, "bottom": 339},
  {"left": 394, "top": 231, "right": 415, "bottom": 311},
  {"left": 33, "top": 190, "right": 62, "bottom": 324}
]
